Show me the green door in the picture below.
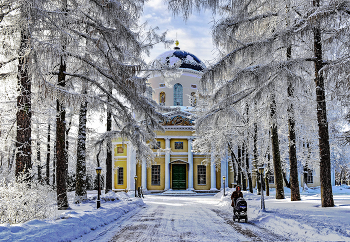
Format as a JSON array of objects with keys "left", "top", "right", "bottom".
[{"left": 172, "top": 164, "right": 186, "bottom": 190}]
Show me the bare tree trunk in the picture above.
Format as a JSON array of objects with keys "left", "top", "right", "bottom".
[
  {"left": 56, "top": 56, "right": 68, "bottom": 209},
  {"left": 237, "top": 145, "right": 242, "bottom": 186},
  {"left": 266, "top": 159, "right": 270, "bottom": 196},
  {"left": 245, "top": 104, "right": 253, "bottom": 193},
  {"left": 228, "top": 142, "right": 238, "bottom": 185},
  {"left": 313, "top": 0, "right": 334, "bottom": 208},
  {"left": 270, "top": 94, "right": 285, "bottom": 199},
  {"left": 105, "top": 105, "right": 112, "bottom": 193},
  {"left": 245, "top": 142, "right": 253, "bottom": 193},
  {"left": 53, "top": 141, "right": 56, "bottom": 188},
  {"left": 75, "top": 96, "right": 88, "bottom": 203},
  {"left": 46, "top": 124, "right": 50, "bottom": 185},
  {"left": 241, "top": 144, "right": 247, "bottom": 191},
  {"left": 37, "top": 139, "right": 41, "bottom": 181},
  {"left": 16, "top": 29, "right": 32, "bottom": 178},
  {"left": 286, "top": 45, "right": 301, "bottom": 201},
  {"left": 253, "top": 123, "right": 260, "bottom": 194}
]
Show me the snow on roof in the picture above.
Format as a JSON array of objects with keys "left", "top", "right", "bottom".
[{"left": 153, "top": 49, "right": 206, "bottom": 72}]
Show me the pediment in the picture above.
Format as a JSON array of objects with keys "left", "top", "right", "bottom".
[{"left": 162, "top": 110, "right": 195, "bottom": 126}]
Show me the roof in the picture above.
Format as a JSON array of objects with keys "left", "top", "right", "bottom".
[{"left": 153, "top": 48, "right": 206, "bottom": 72}]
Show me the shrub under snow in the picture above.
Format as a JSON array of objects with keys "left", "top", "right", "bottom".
[{"left": 0, "top": 177, "right": 57, "bottom": 224}]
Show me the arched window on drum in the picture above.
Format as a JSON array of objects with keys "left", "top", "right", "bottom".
[
  {"left": 173, "top": 83, "right": 183, "bottom": 106},
  {"left": 191, "top": 92, "right": 197, "bottom": 107},
  {"left": 159, "top": 92, "right": 166, "bottom": 106}
]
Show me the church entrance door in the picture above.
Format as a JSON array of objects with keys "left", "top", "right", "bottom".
[{"left": 172, "top": 164, "right": 186, "bottom": 190}]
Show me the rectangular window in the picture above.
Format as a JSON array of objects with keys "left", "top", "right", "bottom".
[
  {"left": 151, "top": 165, "right": 160, "bottom": 185},
  {"left": 152, "top": 141, "right": 161, "bottom": 149},
  {"left": 307, "top": 170, "right": 313, "bottom": 183},
  {"left": 175, "top": 142, "right": 183, "bottom": 150},
  {"left": 118, "top": 167, "right": 123, "bottom": 185},
  {"left": 198, "top": 165, "right": 206, "bottom": 185}
]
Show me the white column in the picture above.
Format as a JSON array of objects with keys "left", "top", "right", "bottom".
[
  {"left": 165, "top": 138, "right": 171, "bottom": 190},
  {"left": 221, "top": 152, "right": 228, "bottom": 189},
  {"left": 210, "top": 151, "right": 217, "bottom": 190},
  {"left": 126, "top": 143, "right": 131, "bottom": 190},
  {"left": 188, "top": 138, "right": 194, "bottom": 190},
  {"left": 142, "top": 158, "right": 147, "bottom": 191},
  {"left": 128, "top": 143, "right": 137, "bottom": 191}
]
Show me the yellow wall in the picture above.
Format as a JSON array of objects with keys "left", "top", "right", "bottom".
[
  {"left": 193, "top": 158, "right": 210, "bottom": 190},
  {"left": 171, "top": 139, "right": 188, "bottom": 152},
  {"left": 114, "top": 158, "right": 127, "bottom": 189},
  {"left": 136, "top": 163, "right": 142, "bottom": 188},
  {"left": 114, "top": 144, "right": 128, "bottom": 190},
  {"left": 147, "top": 157, "right": 165, "bottom": 190},
  {"left": 114, "top": 144, "right": 127, "bottom": 156},
  {"left": 156, "top": 131, "right": 194, "bottom": 137}
]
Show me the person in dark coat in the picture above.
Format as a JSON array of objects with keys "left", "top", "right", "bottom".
[{"left": 231, "top": 186, "right": 243, "bottom": 207}]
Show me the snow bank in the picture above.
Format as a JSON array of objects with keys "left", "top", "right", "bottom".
[
  {"left": 217, "top": 185, "right": 350, "bottom": 241},
  {"left": 0, "top": 191, "right": 144, "bottom": 242}
]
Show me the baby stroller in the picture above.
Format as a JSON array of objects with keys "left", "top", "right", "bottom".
[{"left": 233, "top": 197, "right": 248, "bottom": 222}]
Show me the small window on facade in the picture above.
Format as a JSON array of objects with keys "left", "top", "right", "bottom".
[
  {"left": 159, "top": 83, "right": 165, "bottom": 87},
  {"left": 152, "top": 141, "right": 161, "bottom": 149},
  {"left": 118, "top": 167, "right": 123, "bottom": 185},
  {"left": 175, "top": 142, "right": 183, "bottom": 149},
  {"left": 307, "top": 169, "right": 313, "bottom": 183},
  {"left": 159, "top": 92, "right": 166, "bottom": 106},
  {"left": 151, "top": 165, "right": 160, "bottom": 185},
  {"left": 198, "top": 165, "right": 206, "bottom": 185},
  {"left": 191, "top": 84, "right": 197, "bottom": 89},
  {"left": 117, "top": 146, "right": 124, "bottom": 154}
]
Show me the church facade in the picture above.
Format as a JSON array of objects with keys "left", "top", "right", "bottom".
[
  {"left": 112, "top": 44, "right": 227, "bottom": 193},
  {"left": 111, "top": 44, "right": 328, "bottom": 193}
]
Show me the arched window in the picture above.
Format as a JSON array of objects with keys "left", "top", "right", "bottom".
[
  {"left": 159, "top": 92, "right": 166, "bottom": 106},
  {"left": 173, "top": 83, "right": 183, "bottom": 106}
]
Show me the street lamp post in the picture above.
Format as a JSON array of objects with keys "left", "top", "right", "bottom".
[
  {"left": 259, "top": 167, "right": 265, "bottom": 211},
  {"left": 96, "top": 167, "right": 102, "bottom": 209},
  {"left": 223, "top": 176, "right": 226, "bottom": 196},
  {"left": 134, "top": 175, "right": 138, "bottom": 197}
]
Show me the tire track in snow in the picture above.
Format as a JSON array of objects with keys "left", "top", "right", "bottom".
[
  {"left": 109, "top": 204, "right": 166, "bottom": 241},
  {"left": 211, "top": 208, "right": 288, "bottom": 241}
]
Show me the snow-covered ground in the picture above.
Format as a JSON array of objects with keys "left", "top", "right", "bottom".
[
  {"left": 217, "top": 185, "right": 350, "bottom": 241},
  {"left": 1, "top": 185, "right": 350, "bottom": 241},
  {"left": 0, "top": 191, "right": 145, "bottom": 242}
]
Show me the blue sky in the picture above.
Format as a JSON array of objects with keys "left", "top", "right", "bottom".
[{"left": 140, "top": 0, "right": 218, "bottom": 65}]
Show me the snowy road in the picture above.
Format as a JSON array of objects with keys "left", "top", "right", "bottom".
[{"left": 75, "top": 195, "right": 286, "bottom": 242}]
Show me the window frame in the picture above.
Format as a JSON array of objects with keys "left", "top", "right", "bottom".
[
  {"left": 151, "top": 165, "right": 161, "bottom": 186},
  {"left": 174, "top": 141, "right": 183, "bottom": 150},
  {"left": 173, "top": 83, "right": 183, "bottom": 106},
  {"left": 117, "top": 167, "right": 124, "bottom": 185},
  {"left": 197, "top": 165, "right": 206, "bottom": 185}
]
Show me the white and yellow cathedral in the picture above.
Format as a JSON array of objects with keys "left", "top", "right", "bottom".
[{"left": 111, "top": 43, "right": 324, "bottom": 194}]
